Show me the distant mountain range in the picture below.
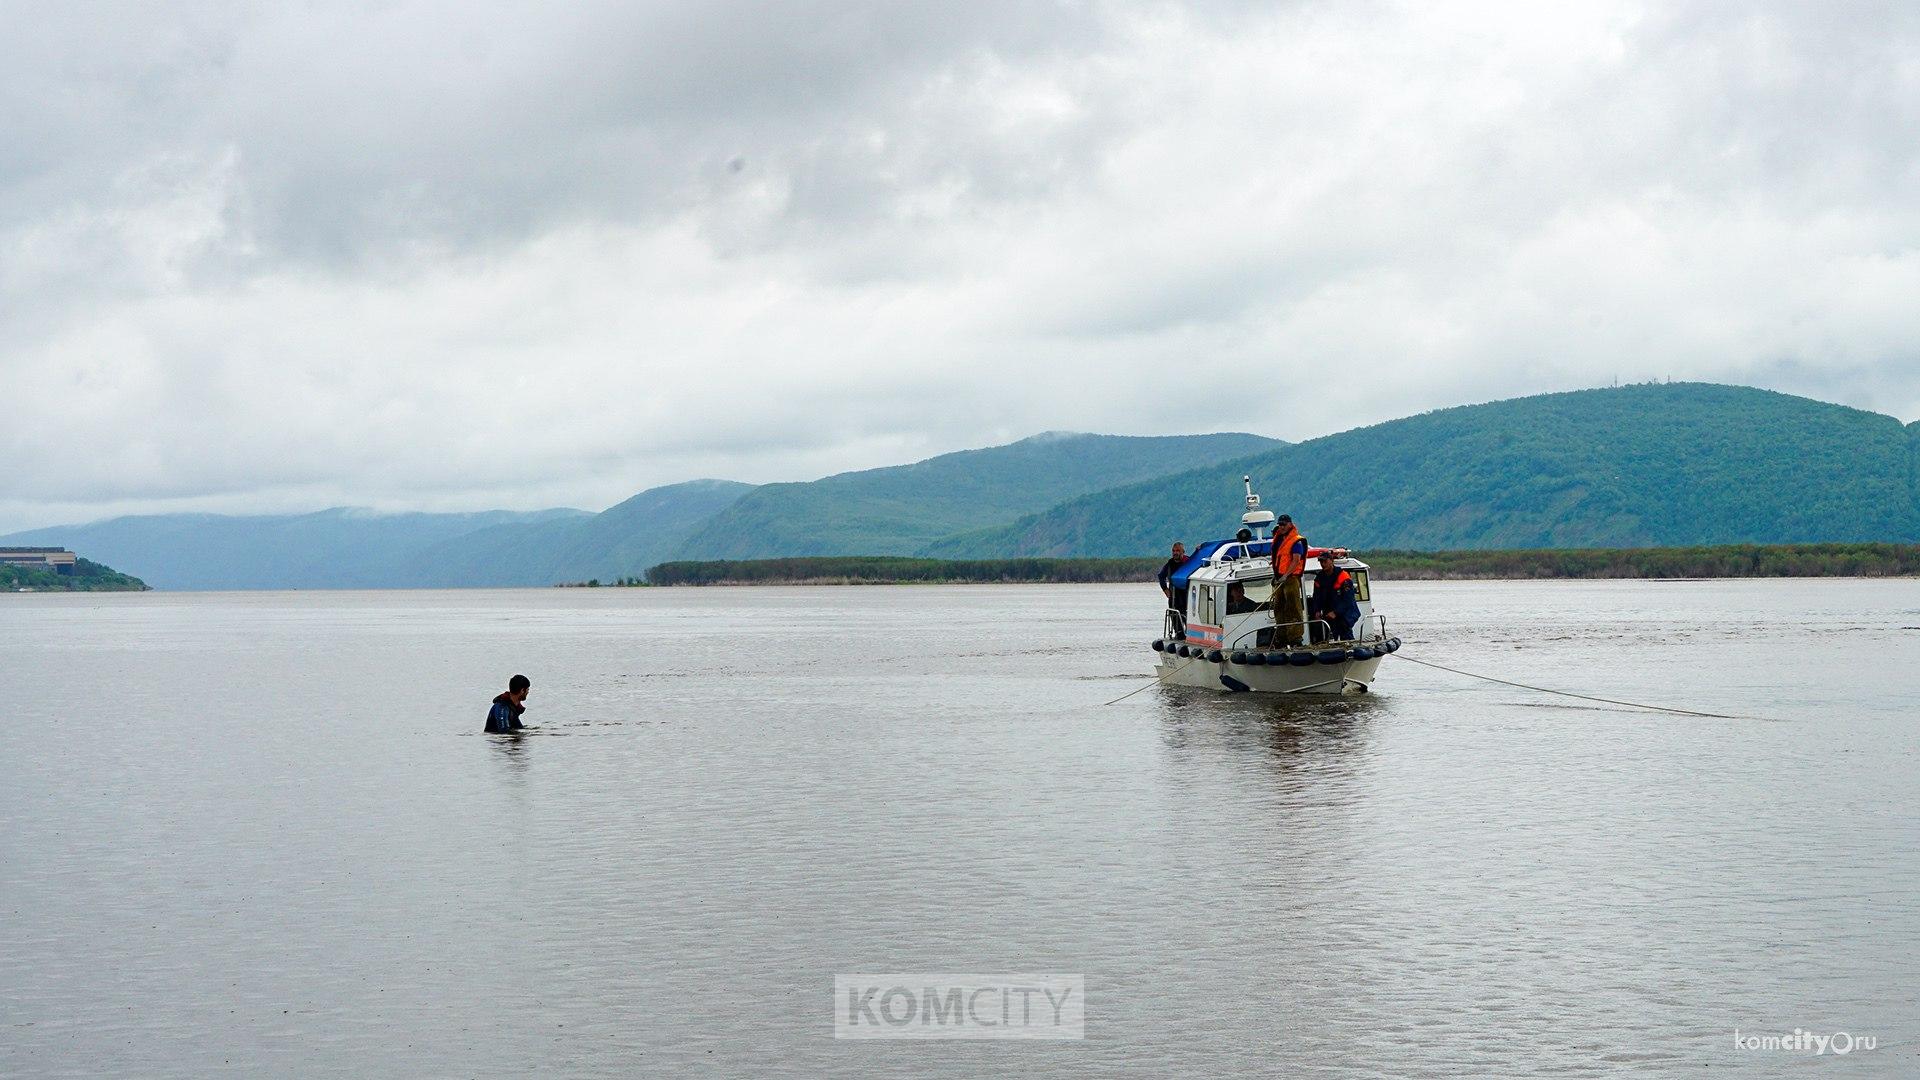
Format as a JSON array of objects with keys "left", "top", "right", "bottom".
[
  {"left": 7, "top": 384, "right": 1915, "bottom": 589},
  {"left": 3, "top": 433, "right": 1277, "bottom": 588},
  {"left": 0, "top": 508, "right": 592, "bottom": 590},
  {"left": 396, "top": 480, "right": 755, "bottom": 587},
  {"left": 929, "top": 383, "right": 1920, "bottom": 556},
  {"left": 669, "top": 432, "right": 1281, "bottom": 560}
]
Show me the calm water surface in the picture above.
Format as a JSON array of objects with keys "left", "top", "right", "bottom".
[{"left": 3, "top": 581, "right": 1917, "bottom": 1077}]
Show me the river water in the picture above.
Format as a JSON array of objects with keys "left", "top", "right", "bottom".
[{"left": 3, "top": 581, "right": 1916, "bottom": 1077}]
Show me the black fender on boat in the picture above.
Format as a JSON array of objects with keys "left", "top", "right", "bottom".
[
  {"left": 1152, "top": 639, "right": 1166, "bottom": 652},
  {"left": 1386, "top": 637, "right": 1401, "bottom": 652},
  {"left": 1219, "top": 673, "right": 1251, "bottom": 693},
  {"left": 1230, "top": 650, "right": 1249, "bottom": 665},
  {"left": 1246, "top": 651, "right": 1267, "bottom": 666},
  {"left": 1287, "top": 651, "right": 1316, "bottom": 667},
  {"left": 1173, "top": 644, "right": 1188, "bottom": 657},
  {"left": 1351, "top": 646, "right": 1376, "bottom": 661},
  {"left": 1316, "top": 648, "right": 1349, "bottom": 664},
  {"left": 1207, "top": 649, "right": 1224, "bottom": 663}
]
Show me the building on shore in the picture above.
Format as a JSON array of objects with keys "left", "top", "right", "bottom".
[{"left": 0, "top": 547, "right": 78, "bottom": 575}]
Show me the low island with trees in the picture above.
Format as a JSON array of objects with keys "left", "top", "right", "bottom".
[
  {"left": 632, "top": 543, "right": 1920, "bottom": 586},
  {"left": 1, "top": 557, "right": 150, "bottom": 592}
]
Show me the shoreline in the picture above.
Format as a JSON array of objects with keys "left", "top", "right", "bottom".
[{"left": 627, "top": 544, "right": 1920, "bottom": 587}]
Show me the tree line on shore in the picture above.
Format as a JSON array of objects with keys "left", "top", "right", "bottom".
[
  {"left": 0, "top": 558, "right": 149, "bottom": 592},
  {"left": 632, "top": 544, "right": 1920, "bottom": 586}
]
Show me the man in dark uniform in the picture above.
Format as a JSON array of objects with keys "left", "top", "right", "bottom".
[
  {"left": 1157, "top": 542, "right": 1190, "bottom": 639},
  {"left": 1310, "top": 555, "right": 1362, "bottom": 641}
]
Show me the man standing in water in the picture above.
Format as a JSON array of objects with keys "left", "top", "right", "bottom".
[
  {"left": 1271, "top": 515, "right": 1309, "bottom": 646},
  {"left": 485, "top": 674, "right": 530, "bottom": 733}
]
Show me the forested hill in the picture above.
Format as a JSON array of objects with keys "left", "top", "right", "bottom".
[
  {"left": 398, "top": 479, "right": 756, "bottom": 587},
  {"left": 665, "top": 431, "right": 1283, "bottom": 560},
  {"left": 927, "top": 384, "right": 1920, "bottom": 558}
]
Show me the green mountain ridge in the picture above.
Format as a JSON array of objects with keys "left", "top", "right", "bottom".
[
  {"left": 403, "top": 479, "right": 755, "bottom": 587},
  {"left": 924, "top": 384, "right": 1920, "bottom": 558},
  {"left": 666, "top": 431, "right": 1284, "bottom": 560},
  {"left": 11, "top": 385, "right": 1912, "bottom": 588},
  {"left": 0, "top": 432, "right": 1279, "bottom": 588}
]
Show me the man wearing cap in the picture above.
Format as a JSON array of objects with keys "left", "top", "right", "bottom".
[{"left": 1270, "top": 515, "right": 1309, "bottom": 646}]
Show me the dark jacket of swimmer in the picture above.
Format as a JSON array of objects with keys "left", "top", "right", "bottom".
[{"left": 485, "top": 674, "right": 530, "bottom": 733}]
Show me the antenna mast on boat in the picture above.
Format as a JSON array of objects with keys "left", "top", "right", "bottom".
[{"left": 1241, "top": 476, "right": 1276, "bottom": 540}]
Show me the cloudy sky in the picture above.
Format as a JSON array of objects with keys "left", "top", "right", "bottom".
[{"left": 5, "top": 1, "right": 1918, "bottom": 531}]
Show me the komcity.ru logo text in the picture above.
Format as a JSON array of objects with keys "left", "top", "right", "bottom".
[{"left": 1733, "top": 1028, "right": 1877, "bottom": 1056}]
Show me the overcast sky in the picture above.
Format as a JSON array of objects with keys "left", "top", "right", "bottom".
[{"left": 5, "top": 1, "right": 1918, "bottom": 531}]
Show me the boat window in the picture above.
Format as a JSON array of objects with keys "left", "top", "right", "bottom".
[
  {"left": 1189, "top": 585, "right": 1216, "bottom": 625},
  {"left": 1351, "top": 569, "right": 1370, "bottom": 602},
  {"left": 1233, "top": 579, "right": 1274, "bottom": 613},
  {"left": 1190, "top": 584, "right": 1221, "bottom": 618}
]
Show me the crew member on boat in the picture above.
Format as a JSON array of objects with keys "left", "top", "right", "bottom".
[
  {"left": 1311, "top": 555, "right": 1361, "bottom": 641},
  {"left": 1271, "top": 514, "right": 1308, "bottom": 646},
  {"left": 1226, "top": 581, "right": 1258, "bottom": 615},
  {"left": 1158, "top": 542, "right": 1190, "bottom": 639}
]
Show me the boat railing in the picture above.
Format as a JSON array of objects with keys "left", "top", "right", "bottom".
[
  {"left": 1167, "top": 611, "right": 1389, "bottom": 648},
  {"left": 1268, "top": 616, "right": 1331, "bottom": 646},
  {"left": 1271, "top": 615, "right": 1389, "bottom": 647}
]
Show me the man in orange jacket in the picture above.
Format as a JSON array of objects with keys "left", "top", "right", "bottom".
[{"left": 1270, "top": 514, "right": 1308, "bottom": 646}]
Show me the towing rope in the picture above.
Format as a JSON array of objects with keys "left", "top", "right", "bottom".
[
  {"left": 1104, "top": 646, "right": 1763, "bottom": 720},
  {"left": 1102, "top": 653, "right": 1208, "bottom": 706},
  {"left": 1389, "top": 652, "right": 1756, "bottom": 720}
]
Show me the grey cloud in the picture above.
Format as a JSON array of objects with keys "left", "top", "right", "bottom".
[
  {"left": 4, "top": 1, "right": 1920, "bottom": 532},
  {"left": 3, "top": 1, "right": 1110, "bottom": 266}
]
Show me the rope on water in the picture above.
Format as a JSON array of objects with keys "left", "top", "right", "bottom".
[
  {"left": 1103, "top": 653, "right": 1208, "bottom": 706},
  {"left": 1389, "top": 652, "right": 1755, "bottom": 720},
  {"left": 1102, "top": 646, "right": 1763, "bottom": 720}
]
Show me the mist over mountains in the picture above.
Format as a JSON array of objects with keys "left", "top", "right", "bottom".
[{"left": 8, "top": 384, "right": 1916, "bottom": 589}]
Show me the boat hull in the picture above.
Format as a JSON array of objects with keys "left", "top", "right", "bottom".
[{"left": 1154, "top": 649, "right": 1384, "bottom": 694}]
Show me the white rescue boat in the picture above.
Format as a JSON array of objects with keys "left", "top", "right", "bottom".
[{"left": 1151, "top": 477, "right": 1401, "bottom": 695}]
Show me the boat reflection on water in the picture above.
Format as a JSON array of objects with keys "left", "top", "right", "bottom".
[{"left": 1152, "top": 685, "right": 1386, "bottom": 786}]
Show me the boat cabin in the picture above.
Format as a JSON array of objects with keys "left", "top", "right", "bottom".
[
  {"left": 1174, "top": 549, "right": 1377, "bottom": 652},
  {"left": 1164, "top": 478, "right": 1381, "bottom": 651}
]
